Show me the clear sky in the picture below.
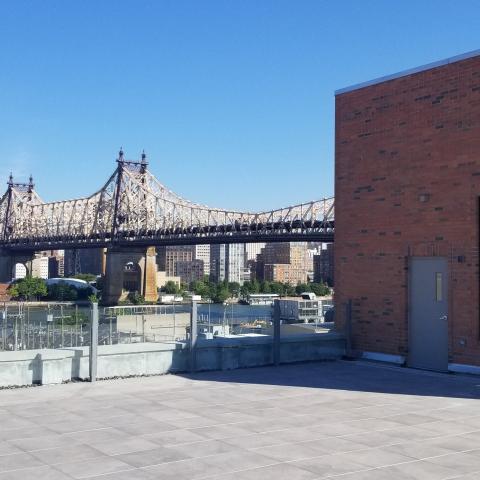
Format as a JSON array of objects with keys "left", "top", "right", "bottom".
[{"left": 1, "top": 0, "right": 479, "bottom": 210}]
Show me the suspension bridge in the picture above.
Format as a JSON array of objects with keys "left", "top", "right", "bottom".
[{"left": 0, "top": 150, "right": 334, "bottom": 251}]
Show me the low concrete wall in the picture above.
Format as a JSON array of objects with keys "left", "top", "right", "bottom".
[
  {"left": 0, "top": 333, "right": 345, "bottom": 386},
  {"left": 0, "top": 349, "right": 74, "bottom": 387}
]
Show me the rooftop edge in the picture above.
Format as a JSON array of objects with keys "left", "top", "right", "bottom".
[{"left": 335, "top": 49, "right": 480, "bottom": 96}]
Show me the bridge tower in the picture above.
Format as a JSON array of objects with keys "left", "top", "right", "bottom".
[
  {"left": 102, "top": 149, "right": 158, "bottom": 305},
  {"left": 0, "top": 175, "right": 36, "bottom": 283}
]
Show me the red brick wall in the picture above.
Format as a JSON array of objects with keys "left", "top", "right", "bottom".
[{"left": 335, "top": 54, "right": 480, "bottom": 366}]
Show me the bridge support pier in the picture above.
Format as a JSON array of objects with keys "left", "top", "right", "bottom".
[
  {"left": 103, "top": 246, "right": 158, "bottom": 305},
  {"left": 0, "top": 249, "right": 35, "bottom": 283}
]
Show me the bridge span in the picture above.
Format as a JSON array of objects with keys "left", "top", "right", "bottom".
[{"left": 0, "top": 150, "right": 334, "bottom": 303}]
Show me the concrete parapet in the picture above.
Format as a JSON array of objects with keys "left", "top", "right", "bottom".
[
  {"left": 0, "top": 349, "right": 74, "bottom": 387},
  {"left": 0, "top": 333, "right": 345, "bottom": 387}
]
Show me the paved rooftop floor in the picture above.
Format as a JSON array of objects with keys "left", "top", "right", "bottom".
[{"left": 0, "top": 361, "right": 480, "bottom": 479}]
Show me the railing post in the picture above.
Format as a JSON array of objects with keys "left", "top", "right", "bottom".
[
  {"left": 89, "top": 302, "right": 98, "bottom": 383},
  {"left": 273, "top": 299, "right": 281, "bottom": 366},
  {"left": 190, "top": 300, "right": 198, "bottom": 372}
]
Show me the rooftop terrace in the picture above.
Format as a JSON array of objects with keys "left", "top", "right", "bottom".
[{"left": 0, "top": 361, "right": 479, "bottom": 479}]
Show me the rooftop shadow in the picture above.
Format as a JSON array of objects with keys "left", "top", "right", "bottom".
[{"left": 178, "top": 360, "right": 480, "bottom": 400}]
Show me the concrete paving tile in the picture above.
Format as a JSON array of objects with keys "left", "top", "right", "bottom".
[
  {"left": 426, "top": 452, "right": 480, "bottom": 474},
  {"left": 306, "top": 421, "right": 366, "bottom": 437},
  {"left": 90, "top": 437, "right": 160, "bottom": 456},
  {"left": 191, "top": 423, "right": 253, "bottom": 440},
  {"left": 8, "top": 434, "right": 75, "bottom": 452},
  {"left": 455, "top": 471, "right": 480, "bottom": 479},
  {"left": 117, "top": 445, "right": 192, "bottom": 468},
  {"left": 383, "top": 440, "right": 454, "bottom": 460},
  {"left": 62, "top": 426, "right": 128, "bottom": 444},
  {"left": 268, "top": 426, "right": 326, "bottom": 444},
  {"left": 0, "top": 426, "right": 57, "bottom": 442},
  {"left": 116, "top": 419, "right": 176, "bottom": 436},
  {"left": 91, "top": 469, "right": 155, "bottom": 480},
  {"left": 0, "top": 465, "right": 73, "bottom": 480},
  {"left": 342, "top": 430, "right": 401, "bottom": 448},
  {"left": 335, "top": 466, "right": 406, "bottom": 480},
  {"left": 292, "top": 453, "right": 371, "bottom": 477},
  {"left": 0, "top": 442, "right": 23, "bottom": 457},
  {"left": 142, "top": 408, "right": 198, "bottom": 422},
  {"left": 54, "top": 456, "right": 133, "bottom": 479},
  {"left": 380, "top": 425, "right": 442, "bottom": 442},
  {"left": 223, "top": 432, "right": 286, "bottom": 449},
  {"left": 311, "top": 436, "right": 366, "bottom": 453},
  {"left": 234, "top": 462, "right": 318, "bottom": 480},
  {"left": 384, "top": 412, "right": 439, "bottom": 427},
  {"left": 253, "top": 442, "right": 324, "bottom": 462},
  {"left": 157, "top": 415, "right": 219, "bottom": 429},
  {"left": 143, "top": 456, "right": 225, "bottom": 479},
  {"left": 428, "top": 434, "right": 480, "bottom": 453},
  {"left": 29, "top": 444, "right": 105, "bottom": 465},
  {"left": 143, "top": 428, "right": 207, "bottom": 446},
  {"left": 46, "top": 419, "right": 108, "bottom": 435},
  {"left": 167, "top": 439, "right": 236, "bottom": 458},
  {"left": 386, "top": 459, "right": 459, "bottom": 479},
  {"left": 419, "top": 420, "right": 479, "bottom": 436},
  {"left": 0, "top": 415, "right": 36, "bottom": 431},
  {"left": 0, "top": 452, "right": 44, "bottom": 473},
  {"left": 200, "top": 450, "right": 276, "bottom": 473},
  {"left": 343, "top": 446, "right": 415, "bottom": 468},
  {"left": 349, "top": 417, "right": 412, "bottom": 432}
]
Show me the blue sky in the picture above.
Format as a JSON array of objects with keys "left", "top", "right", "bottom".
[{"left": 1, "top": 0, "right": 479, "bottom": 210}]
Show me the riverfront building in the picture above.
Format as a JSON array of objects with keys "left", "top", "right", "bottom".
[
  {"left": 210, "top": 243, "right": 246, "bottom": 284},
  {"left": 335, "top": 50, "right": 480, "bottom": 371}
]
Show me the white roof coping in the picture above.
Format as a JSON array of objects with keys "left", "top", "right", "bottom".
[{"left": 335, "top": 49, "right": 480, "bottom": 96}]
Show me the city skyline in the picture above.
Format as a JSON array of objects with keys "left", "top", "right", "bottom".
[{"left": 1, "top": 1, "right": 480, "bottom": 210}]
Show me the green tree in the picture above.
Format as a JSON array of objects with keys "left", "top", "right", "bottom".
[
  {"left": 127, "top": 291, "right": 145, "bottom": 304},
  {"left": 163, "top": 281, "right": 179, "bottom": 294},
  {"left": 212, "top": 284, "right": 230, "bottom": 303},
  {"left": 190, "top": 280, "right": 210, "bottom": 298},
  {"left": 228, "top": 282, "right": 241, "bottom": 297},
  {"left": 9, "top": 276, "right": 48, "bottom": 301},
  {"left": 295, "top": 283, "right": 312, "bottom": 295},
  {"left": 310, "top": 282, "right": 331, "bottom": 297}
]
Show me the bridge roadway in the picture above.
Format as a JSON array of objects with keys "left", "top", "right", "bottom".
[{"left": 0, "top": 221, "right": 334, "bottom": 252}]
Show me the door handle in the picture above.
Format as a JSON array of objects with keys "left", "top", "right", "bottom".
[{"left": 439, "top": 315, "right": 448, "bottom": 321}]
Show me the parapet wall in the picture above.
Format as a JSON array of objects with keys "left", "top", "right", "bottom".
[{"left": 0, "top": 333, "right": 345, "bottom": 387}]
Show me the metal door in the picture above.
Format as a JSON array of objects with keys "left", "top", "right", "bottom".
[{"left": 409, "top": 257, "right": 448, "bottom": 371}]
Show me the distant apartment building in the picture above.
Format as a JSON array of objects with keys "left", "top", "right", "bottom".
[
  {"left": 157, "top": 245, "right": 210, "bottom": 283},
  {"left": 64, "top": 248, "right": 105, "bottom": 276},
  {"left": 31, "top": 255, "right": 49, "bottom": 279},
  {"left": 258, "top": 242, "right": 308, "bottom": 285},
  {"left": 163, "top": 246, "right": 194, "bottom": 277},
  {"left": 245, "top": 243, "right": 266, "bottom": 262},
  {"left": 48, "top": 250, "right": 65, "bottom": 278},
  {"left": 210, "top": 243, "right": 246, "bottom": 284},
  {"left": 195, "top": 245, "right": 210, "bottom": 276},
  {"left": 13, "top": 263, "right": 27, "bottom": 280},
  {"left": 313, "top": 243, "right": 334, "bottom": 286},
  {"left": 175, "top": 259, "right": 205, "bottom": 284}
]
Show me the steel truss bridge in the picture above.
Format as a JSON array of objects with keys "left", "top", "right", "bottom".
[{"left": 0, "top": 150, "right": 334, "bottom": 252}]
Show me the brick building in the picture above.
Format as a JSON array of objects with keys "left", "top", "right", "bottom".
[
  {"left": 258, "top": 242, "right": 308, "bottom": 285},
  {"left": 335, "top": 50, "right": 480, "bottom": 371}
]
